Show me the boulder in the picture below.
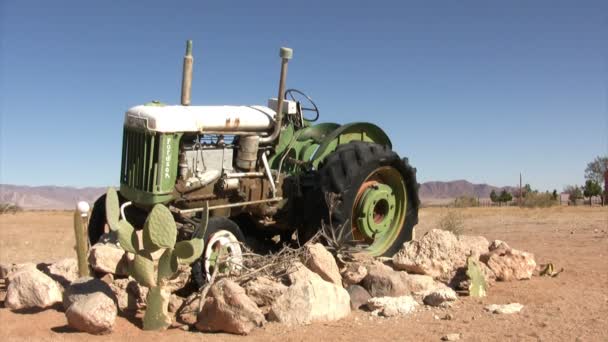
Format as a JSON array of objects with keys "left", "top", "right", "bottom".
[
  {"left": 489, "top": 240, "right": 510, "bottom": 251},
  {"left": 45, "top": 258, "right": 79, "bottom": 287},
  {"left": 392, "top": 229, "right": 467, "bottom": 282},
  {"left": 196, "top": 279, "right": 265, "bottom": 335},
  {"left": 64, "top": 277, "right": 117, "bottom": 310},
  {"left": 485, "top": 303, "right": 524, "bottom": 314},
  {"left": 341, "top": 263, "right": 368, "bottom": 285},
  {"left": 88, "top": 243, "right": 128, "bottom": 275},
  {"left": 5, "top": 267, "right": 63, "bottom": 310},
  {"left": 458, "top": 235, "right": 490, "bottom": 256},
  {"left": 109, "top": 278, "right": 146, "bottom": 312},
  {"left": 177, "top": 293, "right": 200, "bottom": 325},
  {"left": 346, "top": 284, "right": 371, "bottom": 310},
  {"left": 367, "top": 296, "right": 418, "bottom": 317},
  {"left": 164, "top": 264, "right": 191, "bottom": 293},
  {"left": 481, "top": 248, "right": 536, "bottom": 281},
  {"left": 442, "top": 333, "right": 462, "bottom": 341},
  {"left": 3, "top": 263, "right": 37, "bottom": 282},
  {"left": 450, "top": 260, "right": 496, "bottom": 291},
  {"left": 269, "top": 264, "right": 350, "bottom": 325},
  {"left": 422, "top": 287, "right": 458, "bottom": 307},
  {"left": 304, "top": 243, "right": 342, "bottom": 285},
  {"left": 402, "top": 273, "right": 442, "bottom": 294},
  {"left": 0, "top": 263, "right": 11, "bottom": 279},
  {"left": 361, "top": 262, "right": 409, "bottom": 297},
  {"left": 243, "top": 276, "right": 287, "bottom": 309},
  {"left": 169, "top": 294, "right": 185, "bottom": 313},
  {"left": 65, "top": 291, "right": 117, "bottom": 334}
]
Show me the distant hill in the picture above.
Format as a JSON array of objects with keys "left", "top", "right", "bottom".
[
  {"left": 0, "top": 184, "right": 106, "bottom": 210},
  {"left": 419, "top": 180, "right": 517, "bottom": 202},
  {"left": 1, "top": 180, "right": 518, "bottom": 210}
]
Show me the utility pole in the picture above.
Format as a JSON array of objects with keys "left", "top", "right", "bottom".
[{"left": 519, "top": 173, "right": 523, "bottom": 207}]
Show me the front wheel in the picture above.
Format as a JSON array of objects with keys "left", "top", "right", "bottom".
[
  {"left": 191, "top": 217, "right": 246, "bottom": 289},
  {"left": 305, "top": 141, "right": 420, "bottom": 256}
]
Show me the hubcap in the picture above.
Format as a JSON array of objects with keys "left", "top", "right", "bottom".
[
  {"left": 355, "top": 182, "right": 396, "bottom": 239},
  {"left": 203, "top": 230, "right": 242, "bottom": 280},
  {"left": 352, "top": 166, "right": 407, "bottom": 256}
]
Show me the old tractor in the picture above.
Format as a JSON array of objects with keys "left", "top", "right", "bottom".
[{"left": 89, "top": 41, "right": 420, "bottom": 287}]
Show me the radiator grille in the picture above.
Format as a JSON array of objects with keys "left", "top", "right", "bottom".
[{"left": 120, "top": 128, "right": 160, "bottom": 192}]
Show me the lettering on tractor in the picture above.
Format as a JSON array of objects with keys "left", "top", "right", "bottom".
[{"left": 88, "top": 40, "right": 421, "bottom": 288}]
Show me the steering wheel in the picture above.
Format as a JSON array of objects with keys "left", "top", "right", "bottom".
[{"left": 284, "top": 89, "right": 320, "bottom": 122}]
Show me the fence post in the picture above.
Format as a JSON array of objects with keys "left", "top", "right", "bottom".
[{"left": 73, "top": 201, "right": 91, "bottom": 277}]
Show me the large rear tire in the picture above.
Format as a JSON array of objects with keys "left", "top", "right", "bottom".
[
  {"left": 302, "top": 141, "right": 420, "bottom": 256},
  {"left": 191, "top": 217, "right": 246, "bottom": 289}
]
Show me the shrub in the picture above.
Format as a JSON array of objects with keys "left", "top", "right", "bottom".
[
  {"left": 0, "top": 202, "right": 22, "bottom": 214},
  {"left": 521, "top": 192, "right": 556, "bottom": 208},
  {"left": 437, "top": 210, "right": 465, "bottom": 235},
  {"left": 453, "top": 196, "right": 479, "bottom": 208}
]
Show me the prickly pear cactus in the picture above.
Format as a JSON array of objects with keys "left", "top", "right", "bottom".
[
  {"left": 103, "top": 188, "right": 207, "bottom": 331},
  {"left": 466, "top": 256, "right": 487, "bottom": 298}
]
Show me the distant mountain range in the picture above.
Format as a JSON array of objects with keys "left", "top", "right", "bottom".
[
  {"left": 419, "top": 180, "right": 518, "bottom": 204},
  {"left": 1, "top": 180, "right": 518, "bottom": 210}
]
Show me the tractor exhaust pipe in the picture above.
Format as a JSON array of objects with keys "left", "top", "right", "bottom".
[
  {"left": 260, "top": 47, "right": 292, "bottom": 144},
  {"left": 181, "top": 40, "right": 193, "bottom": 106}
]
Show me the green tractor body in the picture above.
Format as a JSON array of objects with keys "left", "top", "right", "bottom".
[{"left": 90, "top": 41, "right": 420, "bottom": 286}]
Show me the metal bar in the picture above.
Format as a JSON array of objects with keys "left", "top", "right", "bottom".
[
  {"left": 147, "top": 134, "right": 156, "bottom": 191},
  {"left": 181, "top": 40, "right": 193, "bottom": 106},
  {"left": 261, "top": 152, "right": 277, "bottom": 197},
  {"left": 172, "top": 197, "right": 283, "bottom": 214},
  {"left": 225, "top": 172, "right": 265, "bottom": 178}
]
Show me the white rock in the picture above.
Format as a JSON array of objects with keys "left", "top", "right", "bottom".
[
  {"left": 46, "top": 258, "right": 79, "bottom": 286},
  {"left": 304, "top": 243, "right": 342, "bottom": 285},
  {"left": 5, "top": 267, "right": 62, "bottom": 310},
  {"left": 243, "top": 276, "right": 287, "bottom": 308},
  {"left": 393, "top": 229, "right": 467, "bottom": 282},
  {"left": 481, "top": 248, "right": 536, "bottom": 281},
  {"left": 485, "top": 303, "right": 524, "bottom": 314},
  {"left": 196, "top": 279, "right": 265, "bottom": 335},
  {"left": 367, "top": 295, "right": 419, "bottom": 317},
  {"left": 269, "top": 264, "right": 350, "bottom": 325},
  {"left": 422, "top": 287, "right": 458, "bottom": 307},
  {"left": 341, "top": 263, "right": 368, "bottom": 285},
  {"left": 442, "top": 333, "right": 461, "bottom": 341},
  {"left": 63, "top": 277, "right": 117, "bottom": 310},
  {"left": 88, "top": 243, "right": 128, "bottom": 275},
  {"left": 66, "top": 291, "right": 117, "bottom": 334}
]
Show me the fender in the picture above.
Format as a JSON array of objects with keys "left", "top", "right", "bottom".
[{"left": 310, "top": 122, "right": 392, "bottom": 168}]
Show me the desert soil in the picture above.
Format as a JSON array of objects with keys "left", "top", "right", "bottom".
[{"left": 1, "top": 206, "right": 607, "bottom": 341}]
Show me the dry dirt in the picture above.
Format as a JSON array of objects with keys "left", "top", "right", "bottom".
[{"left": 1, "top": 206, "right": 607, "bottom": 341}]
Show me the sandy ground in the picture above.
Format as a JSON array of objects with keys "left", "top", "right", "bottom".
[{"left": 1, "top": 206, "right": 607, "bottom": 341}]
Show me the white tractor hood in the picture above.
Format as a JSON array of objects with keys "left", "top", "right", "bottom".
[{"left": 124, "top": 104, "right": 277, "bottom": 133}]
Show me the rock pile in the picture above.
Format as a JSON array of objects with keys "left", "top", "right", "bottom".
[{"left": 0, "top": 229, "right": 536, "bottom": 336}]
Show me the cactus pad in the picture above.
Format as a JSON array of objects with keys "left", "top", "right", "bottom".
[
  {"left": 105, "top": 188, "right": 120, "bottom": 231},
  {"left": 117, "top": 220, "right": 139, "bottom": 254},
  {"left": 142, "top": 286, "right": 172, "bottom": 331},
  {"left": 466, "top": 256, "right": 487, "bottom": 298},
  {"left": 157, "top": 248, "right": 178, "bottom": 283},
  {"left": 130, "top": 252, "right": 157, "bottom": 288},
  {"left": 142, "top": 204, "right": 177, "bottom": 251},
  {"left": 174, "top": 239, "right": 203, "bottom": 264}
]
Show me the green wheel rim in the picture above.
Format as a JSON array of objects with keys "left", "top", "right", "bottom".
[{"left": 352, "top": 166, "right": 407, "bottom": 256}]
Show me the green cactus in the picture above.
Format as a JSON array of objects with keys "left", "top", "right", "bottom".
[
  {"left": 103, "top": 188, "right": 207, "bottom": 331},
  {"left": 466, "top": 256, "right": 487, "bottom": 298},
  {"left": 105, "top": 187, "right": 120, "bottom": 231}
]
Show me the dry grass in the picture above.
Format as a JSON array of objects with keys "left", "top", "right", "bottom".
[{"left": 437, "top": 209, "right": 465, "bottom": 235}]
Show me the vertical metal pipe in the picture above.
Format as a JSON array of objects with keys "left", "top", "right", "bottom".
[
  {"left": 181, "top": 40, "right": 193, "bottom": 106},
  {"left": 260, "top": 47, "right": 293, "bottom": 144}
]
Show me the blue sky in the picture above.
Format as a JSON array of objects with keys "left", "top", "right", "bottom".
[{"left": 1, "top": 0, "right": 606, "bottom": 191}]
